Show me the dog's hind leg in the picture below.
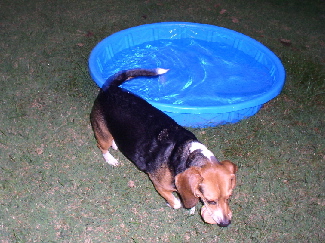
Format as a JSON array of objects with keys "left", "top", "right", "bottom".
[
  {"left": 90, "top": 107, "right": 119, "bottom": 166},
  {"left": 96, "top": 134, "right": 119, "bottom": 166},
  {"left": 102, "top": 150, "right": 119, "bottom": 166},
  {"left": 96, "top": 132, "right": 119, "bottom": 166}
]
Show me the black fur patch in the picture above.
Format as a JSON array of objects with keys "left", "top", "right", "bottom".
[{"left": 93, "top": 69, "right": 198, "bottom": 173}]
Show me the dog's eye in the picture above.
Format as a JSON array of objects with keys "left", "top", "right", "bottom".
[{"left": 207, "top": 200, "right": 218, "bottom": 205}]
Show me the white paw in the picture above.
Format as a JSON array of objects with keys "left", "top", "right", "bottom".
[
  {"left": 189, "top": 206, "right": 196, "bottom": 215},
  {"left": 172, "top": 198, "right": 182, "bottom": 209},
  {"left": 166, "top": 197, "right": 182, "bottom": 209},
  {"left": 111, "top": 140, "right": 118, "bottom": 150},
  {"left": 103, "top": 152, "right": 119, "bottom": 166}
]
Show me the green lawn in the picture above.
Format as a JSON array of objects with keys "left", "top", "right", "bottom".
[{"left": 1, "top": 0, "right": 324, "bottom": 242}]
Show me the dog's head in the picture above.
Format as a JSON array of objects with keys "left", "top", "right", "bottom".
[{"left": 175, "top": 160, "right": 237, "bottom": 226}]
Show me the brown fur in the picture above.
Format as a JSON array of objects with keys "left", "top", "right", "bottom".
[{"left": 175, "top": 160, "right": 237, "bottom": 226}]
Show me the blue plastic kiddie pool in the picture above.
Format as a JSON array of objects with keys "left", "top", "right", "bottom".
[{"left": 89, "top": 22, "right": 285, "bottom": 127}]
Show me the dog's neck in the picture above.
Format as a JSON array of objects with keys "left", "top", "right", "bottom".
[{"left": 172, "top": 140, "right": 219, "bottom": 175}]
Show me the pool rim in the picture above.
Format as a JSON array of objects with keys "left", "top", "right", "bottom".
[{"left": 89, "top": 22, "right": 286, "bottom": 114}]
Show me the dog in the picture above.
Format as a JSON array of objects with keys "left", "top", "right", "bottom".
[{"left": 90, "top": 68, "right": 237, "bottom": 226}]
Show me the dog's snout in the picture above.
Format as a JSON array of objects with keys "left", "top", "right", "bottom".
[{"left": 218, "top": 219, "right": 231, "bottom": 227}]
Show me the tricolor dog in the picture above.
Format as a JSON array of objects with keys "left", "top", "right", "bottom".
[{"left": 90, "top": 68, "right": 237, "bottom": 226}]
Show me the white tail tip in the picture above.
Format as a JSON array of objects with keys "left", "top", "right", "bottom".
[{"left": 156, "top": 68, "right": 169, "bottom": 75}]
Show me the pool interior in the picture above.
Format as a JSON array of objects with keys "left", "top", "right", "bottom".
[{"left": 101, "top": 38, "right": 273, "bottom": 107}]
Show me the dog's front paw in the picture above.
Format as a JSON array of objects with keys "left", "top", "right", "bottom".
[
  {"left": 189, "top": 206, "right": 196, "bottom": 215},
  {"left": 167, "top": 198, "right": 182, "bottom": 209},
  {"left": 111, "top": 140, "right": 118, "bottom": 150},
  {"left": 103, "top": 152, "right": 119, "bottom": 166},
  {"left": 107, "top": 158, "right": 119, "bottom": 166}
]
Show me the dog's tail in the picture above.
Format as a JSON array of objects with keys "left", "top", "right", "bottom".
[{"left": 103, "top": 68, "right": 169, "bottom": 90}]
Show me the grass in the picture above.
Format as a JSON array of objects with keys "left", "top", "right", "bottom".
[{"left": 1, "top": 0, "right": 324, "bottom": 242}]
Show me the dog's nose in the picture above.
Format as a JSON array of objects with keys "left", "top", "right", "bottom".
[{"left": 218, "top": 220, "right": 231, "bottom": 227}]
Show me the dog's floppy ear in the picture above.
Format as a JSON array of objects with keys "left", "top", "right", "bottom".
[
  {"left": 175, "top": 167, "right": 202, "bottom": 209},
  {"left": 220, "top": 160, "right": 237, "bottom": 190},
  {"left": 220, "top": 160, "right": 238, "bottom": 174}
]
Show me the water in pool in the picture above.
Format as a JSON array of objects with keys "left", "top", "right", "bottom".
[{"left": 102, "top": 39, "right": 273, "bottom": 107}]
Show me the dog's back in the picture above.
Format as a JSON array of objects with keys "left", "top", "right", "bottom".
[{"left": 92, "top": 68, "right": 197, "bottom": 172}]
